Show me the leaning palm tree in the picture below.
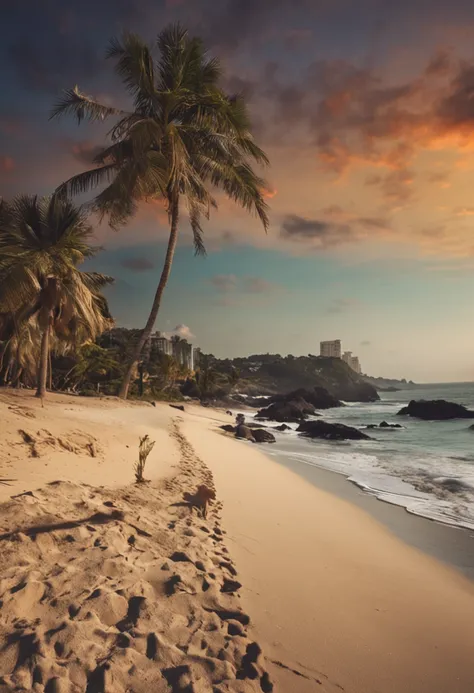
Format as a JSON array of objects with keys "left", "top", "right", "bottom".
[
  {"left": 0, "top": 195, "right": 113, "bottom": 397},
  {"left": 50, "top": 23, "right": 270, "bottom": 399}
]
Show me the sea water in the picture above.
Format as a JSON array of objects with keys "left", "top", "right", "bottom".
[{"left": 242, "top": 383, "right": 474, "bottom": 531}]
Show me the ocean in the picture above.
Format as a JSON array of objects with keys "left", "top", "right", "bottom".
[{"left": 242, "top": 382, "right": 474, "bottom": 531}]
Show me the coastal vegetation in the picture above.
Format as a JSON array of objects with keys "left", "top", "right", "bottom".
[
  {"left": 0, "top": 195, "right": 113, "bottom": 397},
  {"left": 51, "top": 24, "right": 270, "bottom": 400}
]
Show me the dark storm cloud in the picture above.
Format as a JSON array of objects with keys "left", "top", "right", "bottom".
[
  {"left": 4, "top": 0, "right": 154, "bottom": 94},
  {"left": 281, "top": 215, "right": 355, "bottom": 247},
  {"left": 436, "top": 62, "right": 474, "bottom": 129},
  {"left": 201, "top": 0, "right": 317, "bottom": 50},
  {"left": 120, "top": 257, "right": 155, "bottom": 271}
]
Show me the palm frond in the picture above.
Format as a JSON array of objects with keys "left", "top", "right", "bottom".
[
  {"left": 188, "top": 202, "right": 206, "bottom": 256},
  {"left": 50, "top": 86, "right": 124, "bottom": 124},
  {"left": 107, "top": 33, "right": 157, "bottom": 115},
  {"left": 55, "top": 164, "right": 118, "bottom": 199}
]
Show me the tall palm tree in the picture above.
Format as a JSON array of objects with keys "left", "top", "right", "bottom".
[
  {"left": 0, "top": 195, "right": 113, "bottom": 397},
  {"left": 50, "top": 23, "right": 270, "bottom": 399}
]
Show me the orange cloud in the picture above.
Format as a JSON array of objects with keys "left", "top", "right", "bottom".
[
  {"left": 262, "top": 186, "right": 278, "bottom": 198},
  {"left": 0, "top": 156, "right": 15, "bottom": 172}
]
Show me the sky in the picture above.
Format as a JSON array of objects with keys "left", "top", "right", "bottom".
[{"left": 1, "top": 0, "right": 474, "bottom": 382}]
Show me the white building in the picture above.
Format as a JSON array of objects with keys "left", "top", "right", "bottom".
[
  {"left": 350, "top": 356, "right": 361, "bottom": 374},
  {"left": 342, "top": 350, "right": 352, "bottom": 365},
  {"left": 320, "top": 340, "right": 342, "bottom": 358},
  {"left": 342, "top": 350, "right": 361, "bottom": 373},
  {"left": 193, "top": 347, "right": 201, "bottom": 369},
  {"left": 150, "top": 331, "right": 173, "bottom": 356}
]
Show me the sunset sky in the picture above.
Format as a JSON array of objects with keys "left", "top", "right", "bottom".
[{"left": 2, "top": 0, "right": 474, "bottom": 381}]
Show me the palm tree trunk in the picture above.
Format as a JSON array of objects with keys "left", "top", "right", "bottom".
[
  {"left": 36, "top": 321, "right": 51, "bottom": 398},
  {"left": 119, "top": 199, "right": 179, "bottom": 400}
]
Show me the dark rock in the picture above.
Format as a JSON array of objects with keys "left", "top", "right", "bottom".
[
  {"left": 297, "top": 420, "right": 371, "bottom": 441},
  {"left": 379, "top": 421, "right": 403, "bottom": 428},
  {"left": 169, "top": 404, "right": 185, "bottom": 412},
  {"left": 235, "top": 425, "right": 255, "bottom": 441},
  {"left": 270, "top": 387, "right": 341, "bottom": 409},
  {"left": 257, "top": 397, "right": 316, "bottom": 423},
  {"left": 251, "top": 429, "right": 276, "bottom": 444},
  {"left": 397, "top": 400, "right": 474, "bottom": 420},
  {"left": 195, "top": 561, "right": 206, "bottom": 571},
  {"left": 470, "top": 424, "right": 474, "bottom": 430},
  {"left": 274, "top": 423, "right": 291, "bottom": 431},
  {"left": 437, "top": 478, "right": 472, "bottom": 493},
  {"left": 366, "top": 424, "right": 378, "bottom": 429},
  {"left": 220, "top": 424, "right": 236, "bottom": 433}
]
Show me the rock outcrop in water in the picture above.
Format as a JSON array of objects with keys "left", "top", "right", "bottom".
[
  {"left": 256, "top": 397, "right": 316, "bottom": 423},
  {"left": 297, "top": 420, "right": 371, "bottom": 441},
  {"left": 397, "top": 400, "right": 474, "bottom": 420}
]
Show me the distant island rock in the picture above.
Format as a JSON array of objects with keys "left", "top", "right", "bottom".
[
  {"left": 297, "top": 420, "right": 371, "bottom": 441},
  {"left": 397, "top": 400, "right": 474, "bottom": 420},
  {"left": 225, "top": 354, "right": 379, "bottom": 403}
]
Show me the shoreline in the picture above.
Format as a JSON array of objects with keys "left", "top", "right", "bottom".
[
  {"left": 185, "top": 416, "right": 474, "bottom": 693},
  {"left": 267, "top": 446, "right": 474, "bottom": 580}
]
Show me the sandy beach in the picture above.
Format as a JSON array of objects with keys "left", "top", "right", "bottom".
[{"left": 1, "top": 391, "right": 474, "bottom": 692}]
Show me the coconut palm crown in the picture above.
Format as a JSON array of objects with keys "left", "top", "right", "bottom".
[
  {"left": 0, "top": 194, "right": 113, "bottom": 396},
  {"left": 50, "top": 23, "right": 270, "bottom": 398}
]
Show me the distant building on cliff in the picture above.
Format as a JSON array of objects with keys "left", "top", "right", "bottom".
[
  {"left": 320, "top": 339, "right": 342, "bottom": 358},
  {"left": 350, "top": 356, "right": 361, "bottom": 374},
  {"left": 342, "top": 350, "right": 362, "bottom": 374}
]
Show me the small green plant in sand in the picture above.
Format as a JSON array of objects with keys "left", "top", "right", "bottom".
[{"left": 134, "top": 435, "right": 155, "bottom": 483}]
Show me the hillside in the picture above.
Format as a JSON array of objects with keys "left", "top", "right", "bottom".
[
  {"left": 211, "top": 354, "right": 379, "bottom": 402},
  {"left": 362, "top": 375, "right": 419, "bottom": 391}
]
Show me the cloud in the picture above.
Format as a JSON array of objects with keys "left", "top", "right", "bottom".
[
  {"left": 173, "top": 324, "right": 195, "bottom": 340},
  {"left": 366, "top": 168, "right": 415, "bottom": 206},
  {"left": 70, "top": 141, "right": 104, "bottom": 165},
  {"left": 243, "top": 277, "right": 280, "bottom": 294},
  {"left": 209, "top": 274, "right": 238, "bottom": 292},
  {"left": 208, "top": 273, "right": 283, "bottom": 303},
  {"left": 325, "top": 297, "right": 363, "bottom": 315},
  {"left": 120, "top": 257, "right": 155, "bottom": 271},
  {"left": 0, "top": 157, "right": 15, "bottom": 172},
  {"left": 280, "top": 215, "right": 355, "bottom": 247}
]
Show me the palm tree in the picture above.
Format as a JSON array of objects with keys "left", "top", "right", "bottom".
[
  {"left": 50, "top": 24, "right": 270, "bottom": 399},
  {"left": 0, "top": 195, "right": 113, "bottom": 397}
]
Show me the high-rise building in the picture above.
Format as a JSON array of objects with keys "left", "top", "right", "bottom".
[
  {"left": 193, "top": 347, "right": 201, "bottom": 369},
  {"left": 350, "top": 356, "right": 361, "bottom": 374},
  {"left": 342, "top": 350, "right": 352, "bottom": 365},
  {"left": 320, "top": 340, "right": 342, "bottom": 358},
  {"left": 150, "top": 331, "right": 173, "bottom": 356}
]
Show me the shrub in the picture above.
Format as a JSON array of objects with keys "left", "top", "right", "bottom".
[{"left": 134, "top": 434, "right": 155, "bottom": 483}]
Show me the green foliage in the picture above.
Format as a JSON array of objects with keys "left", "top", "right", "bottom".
[{"left": 0, "top": 195, "right": 113, "bottom": 393}]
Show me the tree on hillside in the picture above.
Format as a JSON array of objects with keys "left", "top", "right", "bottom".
[
  {"left": 51, "top": 23, "right": 270, "bottom": 399},
  {"left": 0, "top": 195, "right": 113, "bottom": 397}
]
